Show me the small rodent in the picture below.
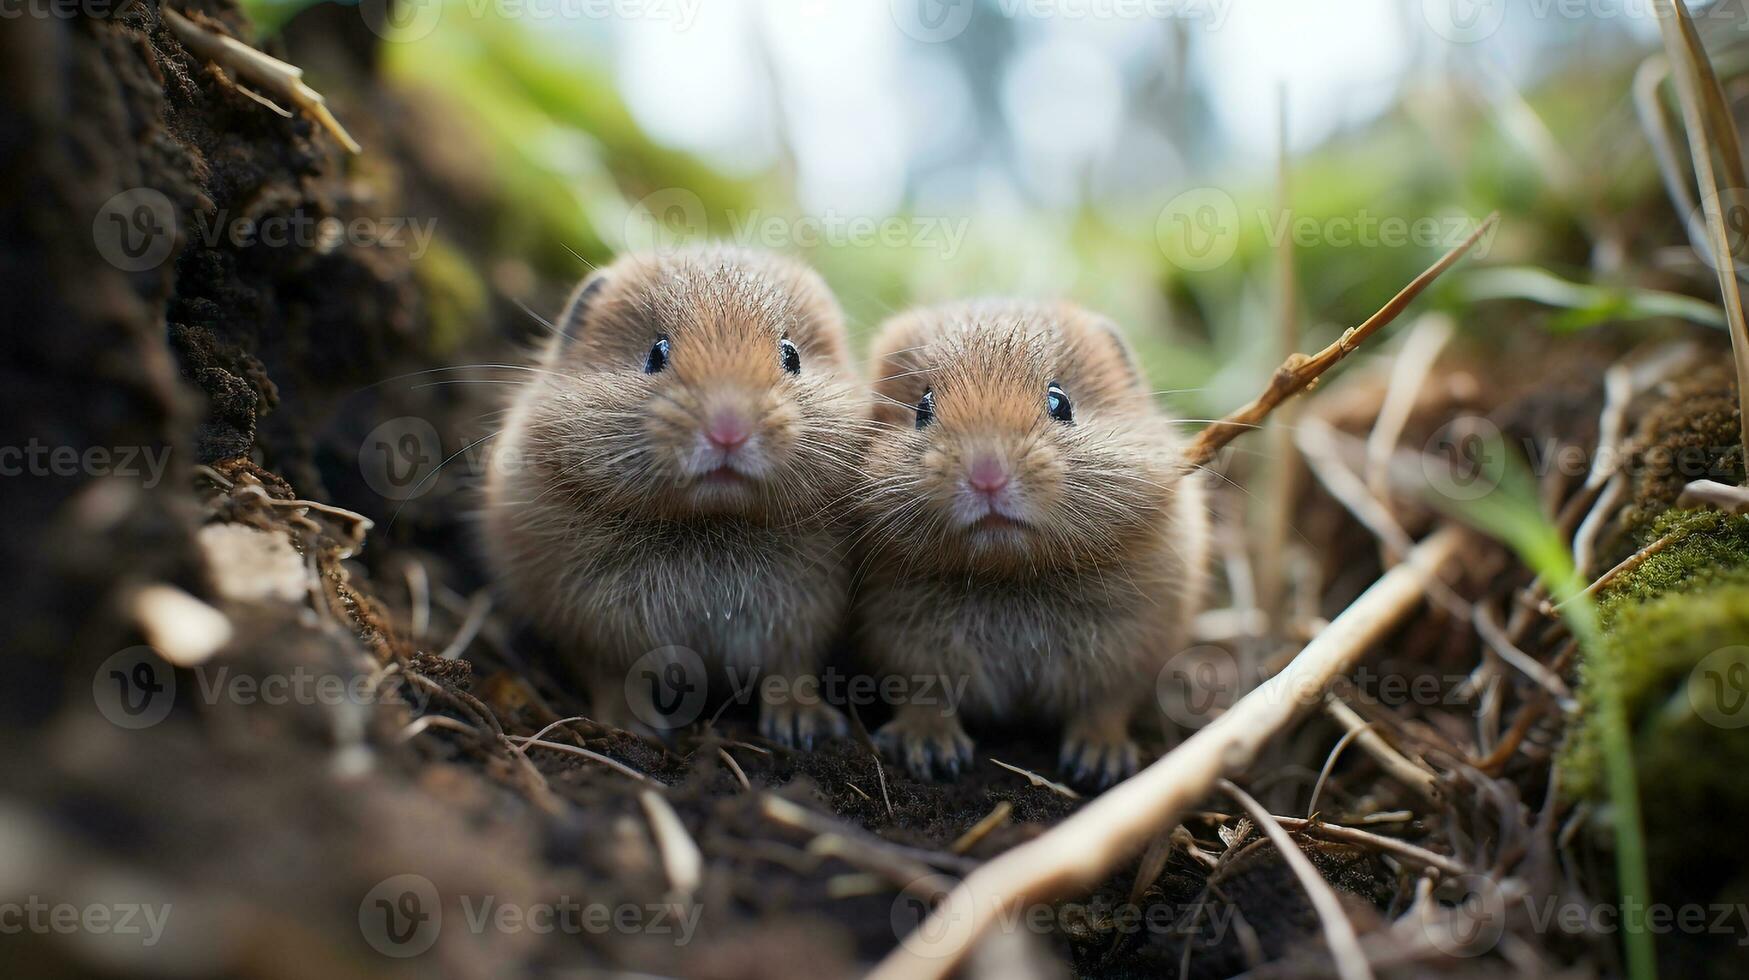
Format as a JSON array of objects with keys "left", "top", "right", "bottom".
[
  {"left": 482, "top": 247, "right": 867, "bottom": 746},
  {"left": 855, "top": 300, "right": 1210, "bottom": 787}
]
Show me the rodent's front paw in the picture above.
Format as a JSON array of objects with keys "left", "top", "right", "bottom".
[
  {"left": 759, "top": 699, "right": 848, "bottom": 750},
  {"left": 874, "top": 714, "right": 974, "bottom": 781},
  {"left": 1059, "top": 732, "right": 1141, "bottom": 790}
]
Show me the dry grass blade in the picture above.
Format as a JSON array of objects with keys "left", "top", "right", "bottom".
[
  {"left": 867, "top": 527, "right": 1464, "bottom": 980},
  {"left": 989, "top": 758, "right": 1080, "bottom": 799},
  {"left": 508, "top": 736, "right": 652, "bottom": 783},
  {"left": 1259, "top": 85, "right": 1301, "bottom": 622},
  {"left": 162, "top": 7, "right": 363, "bottom": 154},
  {"left": 717, "top": 747, "right": 752, "bottom": 792},
  {"left": 1322, "top": 695, "right": 1441, "bottom": 805},
  {"left": 1267, "top": 815, "right": 1466, "bottom": 878},
  {"left": 640, "top": 790, "right": 704, "bottom": 901},
  {"left": 1185, "top": 214, "right": 1497, "bottom": 469},
  {"left": 1221, "top": 780, "right": 1375, "bottom": 980},
  {"left": 1654, "top": 0, "right": 1749, "bottom": 470},
  {"left": 951, "top": 801, "right": 1014, "bottom": 855},
  {"left": 1678, "top": 478, "right": 1749, "bottom": 513}
]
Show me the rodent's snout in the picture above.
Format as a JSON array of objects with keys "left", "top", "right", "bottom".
[
  {"left": 663, "top": 382, "right": 793, "bottom": 484},
  {"left": 704, "top": 405, "right": 753, "bottom": 453},
  {"left": 932, "top": 434, "right": 1054, "bottom": 531},
  {"left": 965, "top": 452, "right": 1011, "bottom": 502}
]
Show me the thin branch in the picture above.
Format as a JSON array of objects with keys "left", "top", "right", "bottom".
[
  {"left": 1185, "top": 215, "right": 1497, "bottom": 469},
  {"left": 1221, "top": 780, "right": 1375, "bottom": 980},
  {"left": 1552, "top": 527, "right": 1684, "bottom": 612},
  {"left": 640, "top": 790, "right": 703, "bottom": 901},
  {"left": 1268, "top": 815, "right": 1467, "bottom": 878},
  {"left": 1366, "top": 314, "right": 1454, "bottom": 519},
  {"left": 951, "top": 801, "right": 1014, "bottom": 856},
  {"left": 1322, "top": 695, "right": 1442, "bottom": 806},
  {"left": 717, "top": 747, "right": 752, "bottom": 792},
  {"left": 1678, "top": 478, "right": 1749, "bottom": 514},
  {"left": 162, "top": 7, "right": 362, "bottom": 154},
  {"left": 989, "top": 758, "right": 1080, "bottom": 799},
  {"left": 869, "top": 527, "right": 1464, "bottom": 980},
  {"left": 508, "top": 736, "right": 652, "bottom": 783}
]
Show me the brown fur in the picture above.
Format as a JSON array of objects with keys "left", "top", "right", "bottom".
[
  {"left": 856, "top": 300, "right": 1211, "bottom": 786},
  {"left": 481, "top": 247, "right": 868, "bottom": 745}
]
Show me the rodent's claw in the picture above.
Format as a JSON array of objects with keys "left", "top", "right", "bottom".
[
  {"left": 873, "top": 714, "right": 974, "bottom": 782},
  {"left": 759, "top": 699, "right": 848, "bottom": 750},
  {"left": 1059, "top": 734, "right": 1141, "bottom": 791}
]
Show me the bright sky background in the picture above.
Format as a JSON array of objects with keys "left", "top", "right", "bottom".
[{"left": 596, "top": 0, "right": 1665, "bottom": 216}]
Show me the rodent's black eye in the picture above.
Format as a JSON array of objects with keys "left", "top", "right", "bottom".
[
  {"left": 644, "top": 336, "right": 670, "bottom": 374},
  {"left": 915, "top": 387, "right": 935, "bottom": 430},
  {"left": 779, "top": 338, "right": 801, "bottom": 375},
  {"left": 1046, "top": 381, "right": 1073, "bottom": 424}
]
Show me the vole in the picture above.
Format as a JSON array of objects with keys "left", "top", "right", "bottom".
[
  {"left": 855, "top": 301, "right": 1210, "bottom": 787},
  {"left": 482, "top": 247, "right": 867, "bottom": 746}
]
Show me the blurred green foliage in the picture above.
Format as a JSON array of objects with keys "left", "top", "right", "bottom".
[{"left": 252, "top": 1, "right": 1671, "bottom": 423}]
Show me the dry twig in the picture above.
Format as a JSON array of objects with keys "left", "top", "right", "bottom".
[
  {"left": 1653, "top": 0, "right": 1749, "bottom": 467},
  {"left": 989, "top": 758, "right": 1080, "bottom": 799},
  {"left": 162, "top": 8, "right": 363, "bottom": 154},
  {"left": 869, "top": 527, "right": 1464, "bottom": 980},
  {"left": 640, "top": 790, "right": 704, "bottom": 901},
  {"left": 1185, "top": 216, "right": 1496, "bottom": 469},
  {"left": 1221, "top": 780, "right": 1375, "bottom": 980}
]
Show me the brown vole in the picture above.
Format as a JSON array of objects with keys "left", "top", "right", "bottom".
[
  {"left": 482, "top": 247, "right": 867, "bottom": 746},
  {"left": 855, "top": 301, "right": 1210, "bottom": 787}
]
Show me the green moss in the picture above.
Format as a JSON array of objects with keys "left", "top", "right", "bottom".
[
  {"left": 1616, "top": 364, "right": 1743, "bottom": 538},
  {"left": 1563, "top": 508, "right": 1749, "bottom": 903},
  {"left": 1596, "top": 510, "right": 1749, "bottom": 622}
]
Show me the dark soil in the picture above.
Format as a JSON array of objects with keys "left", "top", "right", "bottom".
[{"left": 8, "top": 4, "right": 1720, "bottom": 979}]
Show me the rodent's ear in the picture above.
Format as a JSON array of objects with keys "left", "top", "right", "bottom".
[
  {"left": 1077, "top": 313, "right": 1149, "bottom": 399},
  {"left": 554, "top": 271, "right": 610, "bottom": 345},
  {"left": 868, "top": 312, "right": 935, "bottom": 429}
]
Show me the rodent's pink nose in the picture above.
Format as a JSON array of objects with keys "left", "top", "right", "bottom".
[
  {"left": 705, "top": 411, "right": 752, "bottom": 452},
  {"left": 967, "top": 455, "right": 1010, "bottom": 496}
]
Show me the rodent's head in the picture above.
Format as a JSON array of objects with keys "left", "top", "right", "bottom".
[
  {"left": 517, "top": 247, "right": 866, "bottom": 523},
  {"left": 861, "top": 301, "right": 1191, "bottom": 576}
]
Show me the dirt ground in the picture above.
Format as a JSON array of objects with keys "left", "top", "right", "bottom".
[{"left": 6, "top": 4, "right": 1747, "bottom": 979}]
